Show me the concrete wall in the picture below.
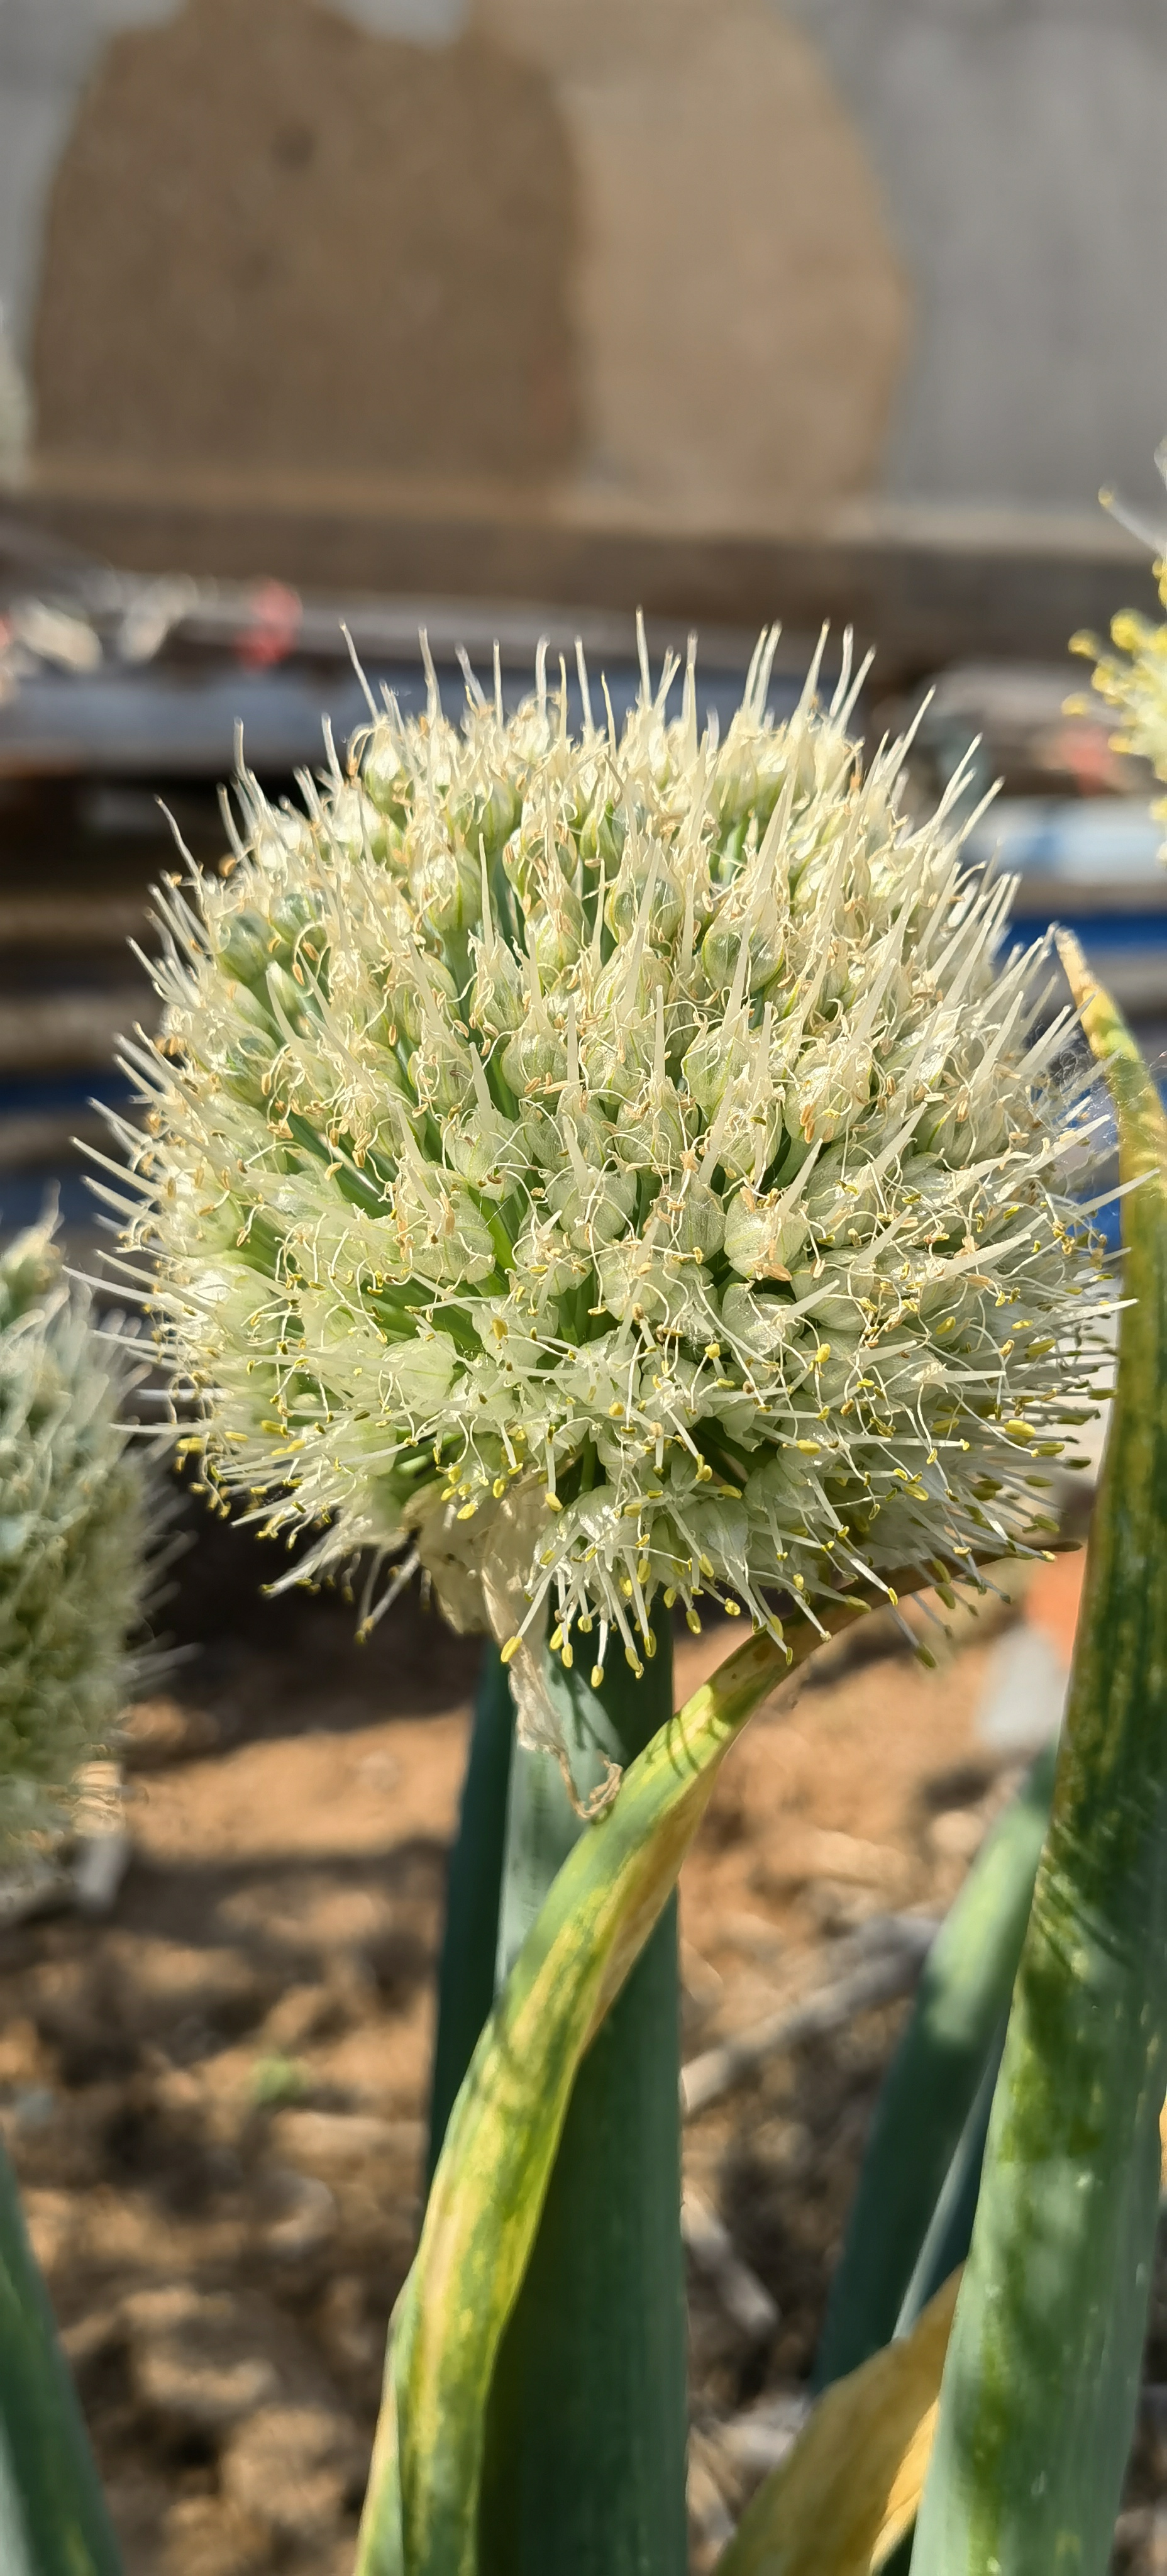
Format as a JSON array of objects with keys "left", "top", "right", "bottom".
[
  {"left": 0, "top": 0, "right": 462, "bottom": 345},
  {"left": 1, "top": 0, "right": 1164, "bottom": 529},
  {"left": 785, "top": 0, "right": 1167, "bottom": 518}
]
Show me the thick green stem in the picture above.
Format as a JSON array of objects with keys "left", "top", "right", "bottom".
[
  {"left": 477, "top": 1611, "right": 688, "bottom": 2576},
  {"left": 426, "top": 1647, "right": 514, "bottom": 2187}
]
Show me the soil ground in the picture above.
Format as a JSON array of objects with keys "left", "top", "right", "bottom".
[{"left": 1, "top": 1515, "right": 1163, "bottom": 2573}]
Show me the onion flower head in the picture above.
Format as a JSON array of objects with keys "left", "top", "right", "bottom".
[{"left": 107, "top": 625, "right": 1112, "bottom": 1753}]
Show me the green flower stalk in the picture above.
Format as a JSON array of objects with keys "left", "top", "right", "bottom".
[
  {"left": 106, "top": 624, "right": 1107, "bottom": 1762},
  {"left": 0, "top": 1216, "right": 150, "bottom": 1852}
]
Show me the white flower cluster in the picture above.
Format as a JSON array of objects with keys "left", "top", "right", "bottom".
[
  {"left": 1075, "top": 555, "right": 1167, "bottom": 826},
  {"left": 106, "top": 628, "right": 1107, "bottom": 1735},
  {"left": 0, "top": 1219, "right": 149, "bottom": 1849}
]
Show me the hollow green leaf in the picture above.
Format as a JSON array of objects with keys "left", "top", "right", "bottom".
[
  {"left": 478, "top": 1617, "right": 687, "bottom": 2576},
  {"left": 815, "top": 1740, "right": 1056, "bottom": 2387},
  {"left": 914, "top": 941, "right": 1167, "bottom": 2576},
  {"left": 426, "top": 1645, "right": 514, "bottom": 2185},
  {"left": 0, "top": 2134, "right": 124, "bottom": 2575},
  {"left": 714, "top": 2268, "right": 961, "bottom": 2576}
]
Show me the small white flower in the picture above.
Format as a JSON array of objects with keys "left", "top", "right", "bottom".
[{"left": 108, "top": 625, "right": 1109, "bottom": 1745}]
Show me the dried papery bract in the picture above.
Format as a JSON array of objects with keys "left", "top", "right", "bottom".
[
  {"left": 0, "top": 1216, "right": 150, "bottom": 1848},
  {"left": 106, "top": 623, "right": 1110, "bottom": 1752}
]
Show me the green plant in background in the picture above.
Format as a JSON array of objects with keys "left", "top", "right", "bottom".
[
  {"left": 101, "top": 618, "right": 1114, "bottom": 2573},
  {"left": 0, "top": 1216, "right": 150, "bottom": 1851},
  {"left": 0, "top": 1213, "right": 152, "bottom": 2576},
  {"left": 1073, "top": 496, "right": 1167, "bottom": 801}
]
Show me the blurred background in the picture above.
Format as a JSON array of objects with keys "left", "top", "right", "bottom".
[
  {"left": 1, "top": 0, "right": 1166, "bottom": 1243},
  {"left": 0, "top": 9, "right": 1166, "bottom": 2573},
  {"left": 2, "top": 0, "right": 1167, "bottom": 1241}
]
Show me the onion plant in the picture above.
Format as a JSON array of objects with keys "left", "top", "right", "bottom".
[
  {"left": 6, "top": 584, "right": 1167, "bottom": 2575},
  {"left": 100, "top": 620, "right": 1112, "bottom": 2573}
]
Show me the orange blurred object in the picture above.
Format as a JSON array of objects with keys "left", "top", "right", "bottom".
[{"left": 1024, "top": 1549, "right": 1087, "bottom": 1665}]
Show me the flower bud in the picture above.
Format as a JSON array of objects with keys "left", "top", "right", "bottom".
[
  {"left": 470, "top": 938, "right": 526, "bottom": 1040},
  {"left": 326, "top": 783, "right": 390, "bottom": 866},
  {"left": 392, "top": 955, "right": 459, "bottom": 1046},
  {"left": 700, "top": 909, "right": 784, "bottom": 997},
  {"left": 394, "top": 1174, "right": 496, "bottom": 1285},
  {"left": 723, "top": 1191, "right": 809, "bottom": 1279},
  {"left": 362, "top": 727, "right": 411, "bottom": 823},
  {"left": 548, "top": 1162, "right": 636, "bottom": 1252},
  {"left": 528, "top": 886, "right": 585, "bottom": 977},
  {"left": 606, "top": 863, "right": 683, "bottom": 948},
  {"left": 448, "top": 777, "right": 521, "bottom": 857},
  {"left": 409, "top": 842, "right": 482, "bottom": 941},
  {"left": 682, "top": 1023, "right": 749, "bottom": 1119},
  {"left": 445, "top": 1109, "right": 524, "bottom": 1199},
  {"left": 501, "top": 1009, "right": 567, "bottom": 1098},
  {"left": 579, "top": 795, "right": 628, "bottom": 874},
  {"left": 612, "top": 1077, "right": 687, "bottom": 1174},
  {"left": 217, "top": 909, "right": 273, "bottom": 991},
  {"left": 660, "top": 1179, "right": 725, "bottom": 1260}
]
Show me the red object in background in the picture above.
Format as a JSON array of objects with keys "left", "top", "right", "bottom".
[
  {"left": 1034, "top": 720, "right": 1133, "bottom": 796},
  {"left": 236, "top": 579, "right": 302, "bottom": 670},
  {"left": 1025, "top": 1548, "right": 1086, "bottom": 1665}
]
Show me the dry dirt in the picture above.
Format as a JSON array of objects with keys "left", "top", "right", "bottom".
[{"left": 1, "top": 1534, "right": 1163, "bottom": 2573}]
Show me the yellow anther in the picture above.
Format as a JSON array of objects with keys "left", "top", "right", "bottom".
[{"left": 501, "top": 1635, "right": 522, "bottom": 1664}]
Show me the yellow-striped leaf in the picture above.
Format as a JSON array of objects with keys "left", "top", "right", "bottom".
[
  {"left": 355, "top": 1593, "right": 922, "bottom": 2576},
  {"left": 914, "top": 942, "right": 1167, "bottom": 2576},
  {"left": 714, "top": 2269, "right": 961, "bottom": 2576}
]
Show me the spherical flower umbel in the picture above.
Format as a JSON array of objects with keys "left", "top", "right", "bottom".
[
  {"left": 108, "top": 625, "right": 1108, "bottom": 1750},
  {"left": 0, "top": 1218, "right": 150, "bottom": 1848}
]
